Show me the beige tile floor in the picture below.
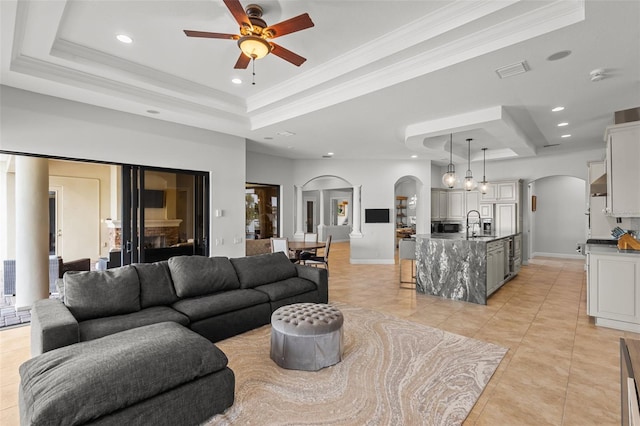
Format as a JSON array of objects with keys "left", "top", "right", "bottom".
[{"left": 0, "top": 241, "right": 636, "bottom": 425}]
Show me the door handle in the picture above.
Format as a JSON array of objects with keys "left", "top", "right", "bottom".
[{"left": 126, "top": 241, "right": 133, "bottom": 253}]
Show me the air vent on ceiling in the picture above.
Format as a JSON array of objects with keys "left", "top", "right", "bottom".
[
  {"left": 495, "top": 61, "right": 529, "bottom": 79},
  {"left": 543, "top": 143, "right": 560, "bottom": 148},
  {"left": 322, "top": 155, "right": 333, "bottom": 159}
]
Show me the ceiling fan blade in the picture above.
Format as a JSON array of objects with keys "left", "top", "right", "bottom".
[
  {"left": 184, "top": 30, "right": 238, "bottom": 40},
  {"left": 265, "top": 13, "right": 314, "bottom": 38},
  {"left": 270, "top": 42, "right": 307, "bottom": 66},
  {"left": 223, "top": 0, "right": 250, "bottom": 28},
  {"left": 234, "top": 53, "right": 251, "bottom": 69}
]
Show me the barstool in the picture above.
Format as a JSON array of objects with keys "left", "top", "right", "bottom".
[{"left": 398, "top": 238, "right": 416, "bottom": 288}]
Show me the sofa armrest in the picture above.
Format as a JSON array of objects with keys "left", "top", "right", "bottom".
[
  {"left": 30, "top": 299, "right": 79, "bottom": 356},
  {"left": 295, "top": 264, "right": 328, "bottom": 303}
]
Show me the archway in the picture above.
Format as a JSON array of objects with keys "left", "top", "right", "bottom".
[
  {"left": 527, "top": 175, "right": 586, "bottom": 259},
  {"left": 394, "top": 175, "right": 423, "bottom": 243},
  {"left": 299, "top": 175, "right": 354, "bottom": 243}
]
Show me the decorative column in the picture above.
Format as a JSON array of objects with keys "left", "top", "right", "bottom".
[
  {"left": 294, "top": 185, "right": 304, "bottom": 240},
  {"left": 15, "top": 156, "right": 50, "bottom": 310},
  {"left": 350, "top": 185, "right": 363, "bottom": 238},
  {"left": 317, "top": 190, "right": 326, "bottom": 241}
]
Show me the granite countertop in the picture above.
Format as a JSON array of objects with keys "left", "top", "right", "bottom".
[
  {"left": 586, "top": 244, "right": 640, "bottom": 257},
  {"left": 416, "top": 233, "right": 518, "bottom": 243}
]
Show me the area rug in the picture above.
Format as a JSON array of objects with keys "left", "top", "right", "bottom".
[{"left": 206, "top": 303, "right": 507, "bottom": 426}]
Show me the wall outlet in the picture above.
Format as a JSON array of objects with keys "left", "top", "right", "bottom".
[
  {"left": 215, "top": 238, "right": 224, "bottom": 246},
  {"left": 234, "top": 237, "right": 243, "bottom": 244}
]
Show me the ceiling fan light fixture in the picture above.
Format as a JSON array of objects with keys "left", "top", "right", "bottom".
[{"left": 238, "top": 35, "right": 271, "bottom": 59}]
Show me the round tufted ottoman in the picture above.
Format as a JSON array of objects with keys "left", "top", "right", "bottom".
[{"left": 270, "top": 303, "right": 344, "bottom": 371}]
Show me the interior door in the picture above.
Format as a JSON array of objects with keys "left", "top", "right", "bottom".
[
  {"left": 49, "top": 176, "right": 100, "bottom": 261},
  {"left": 306, "top": 200, "right": 314, "bottom": 233}
]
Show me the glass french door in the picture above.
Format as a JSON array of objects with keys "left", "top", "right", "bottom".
[{"left": 116, "top": 165, "right": 209, "bottom": 265}]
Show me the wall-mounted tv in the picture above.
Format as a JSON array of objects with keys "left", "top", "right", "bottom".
[
  {"left": 365, "top": 208, "right": 390, "bottom": 223},
  {"left": 143, "top": 189, "right": 165, "bottom": 208}
]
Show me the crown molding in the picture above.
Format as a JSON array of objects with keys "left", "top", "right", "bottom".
[{"left": 250, "top": 1, "right": 585, "bottom": 130}]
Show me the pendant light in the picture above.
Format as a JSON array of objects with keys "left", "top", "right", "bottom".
[
  {"left": 441, "top": 134, "right": 457, "bottom": 188},
  {"left": 479, "top": 147, "right": 489, "bottom": 194},
  {"left": 463, "top": 138, "right": 477, "bottom": 191}
]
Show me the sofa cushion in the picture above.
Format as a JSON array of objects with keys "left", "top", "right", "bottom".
[
  {"left": 78, "top": 306, "right": 190, "bottom": 341},
  {"left": 254, "top": 277, "right": 318, "bottom": 301},
  {"left": 172, "top": 289, "right": 269, "bottom": 323},
  {"left": 133, "top": 261, "right": 179, "bottom": 308},
  {"left": 230, "top": 252, "right": 297, "bottom": 289},
  {"left": 168, "top": 256, "right": 240, "bottom": 298},
  {"left": 64, "top": 266, "right": 140, "bottom": 321},
  {"left": 19, "top": 322, "right": 229, "bottom": 426}
]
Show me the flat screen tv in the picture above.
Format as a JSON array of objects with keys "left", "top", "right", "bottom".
[
  {"left": 365, "top": 208, "right": 390, "bottom": 223},
  {"left": 143, "top": 189, "right": 165, "bottom": 208}
]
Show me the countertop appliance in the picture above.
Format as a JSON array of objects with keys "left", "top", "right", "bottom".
[{"left": 437, "top": 223, "right": 460, "bottom": 233}]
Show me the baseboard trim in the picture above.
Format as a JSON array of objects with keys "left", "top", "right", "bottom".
[
  {"left": 350, "top": 258, "right": 395, "bottom": 265},
  {"left": 531, "top": 252, "right": 585, "bottom": 260}
]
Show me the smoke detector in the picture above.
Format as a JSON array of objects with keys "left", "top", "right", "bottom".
[{"left": 590, "top": 68, "right": 606, "bottom": 82}]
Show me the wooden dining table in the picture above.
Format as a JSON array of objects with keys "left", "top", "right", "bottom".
[{"left": 288, "top": 241, "right": 326, "bottom": 260}]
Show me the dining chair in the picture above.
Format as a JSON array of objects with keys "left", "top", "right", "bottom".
[
  {"left": 304, "top": 235, "right": 332, "bottom": 273},
  {"left": 270, "top": 237, "right": 296, "bottom": 262},
  {"left": 302, "top": 232, "right": 318, "bottom": 256}
]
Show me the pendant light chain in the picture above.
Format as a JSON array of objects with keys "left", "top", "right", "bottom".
[
  {"left": 480, "top": 147, "right": 489, "bottom": 194},
  {"left": 463, "top": 138, "right": 476, "bottom": 191},
  {"left": 442, "top": 133, "right": 457, "bottom": 188}
]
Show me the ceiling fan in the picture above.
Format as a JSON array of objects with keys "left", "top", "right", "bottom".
[{"left": 183, "top": 0, "right": 314, "bottom": 69}]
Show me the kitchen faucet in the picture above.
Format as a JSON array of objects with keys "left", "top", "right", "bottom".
[{"left": 466, "top": 210, "right": 482, "bottom": 239}]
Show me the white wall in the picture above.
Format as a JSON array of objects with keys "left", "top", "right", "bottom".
[
  {"left": 293, "top": 159, "right": 432, "bottom": 263},
  {"left": 530, "top": 176, "right": 586, "bottom": 258},
  {"left": 0, "top": 86, "right": 247, "bottom": 258},
  {"left": 246, "top": 151, "right": 295, "bottom": 239}
]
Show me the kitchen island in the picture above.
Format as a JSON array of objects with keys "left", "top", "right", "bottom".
[{"left": 415, "top": 233, "right": 521, "bottom": 305}]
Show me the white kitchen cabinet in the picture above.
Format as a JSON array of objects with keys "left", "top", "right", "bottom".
[
  {"left": 480, "top": 181, "right": 519, "bottom": 203},
  {"left": 465, "top": 191, "right": 480, "bottom": 214},
  {"left": 431, "top": 189, "right": 449, "bottom": 220},
  {"left": 447, "top": 190, "right": 465, "bottom": 220},
  {"left": 588, "top": 252, "right": 640, "bottom": 332},
  {"left": 512, "top": 234, "right": 522, "bottom": 275},
  {"left": 438, "top": 191, "right": 448, "bottom": 219},
  {"left": 480, "top": 203, "right": 493, "bottom": 219},
  {"left": 495, "top": 203, "right": 517, "bottom": 234},
  {"left": 487, "top": 240, "right": 506, "bottom": 295},
  {"left": 431, "top": 189, "right": 440, "bottom": 220},
  {"left": 605, "top": 122, "right": 640, "bottom": 217}
]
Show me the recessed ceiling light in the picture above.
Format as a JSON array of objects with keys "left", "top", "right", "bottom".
[
  {"left": 411, "top": 155, "right": 418, "bottom": 158},
  {"left": 146, "top": 110, "right": 159, "bottom": 114},
  {"left": 116, "top": 34, "right": 133, "bottom": 44},
  {"left": 551, "top": 106, "right": 565, "bottom": 112},
  {"left": 276, "top": 131, "right": 295, "bottom": 137},
  {"left": 557, "top": 122, "right": 569, "bottom": 127},
  {"left": 561, "top": 134, "right": 572, "bottom": 138},
  {"left": 231, "top": 78, "right": 242, "bottom": 84},
  {"left": 546, "top": 50, "right": 571, "bottom": 61},
  {"left": 327, "top": 152, "right": 334, "bottom": 156}
]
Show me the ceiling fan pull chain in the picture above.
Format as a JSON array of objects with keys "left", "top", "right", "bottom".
[{"left": 252, "top": 57, "right": 256, "bottom": 85}]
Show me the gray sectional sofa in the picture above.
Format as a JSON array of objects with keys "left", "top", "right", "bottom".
[{"left": 30, "top": 251, "right": 328, "bottom": 356}]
